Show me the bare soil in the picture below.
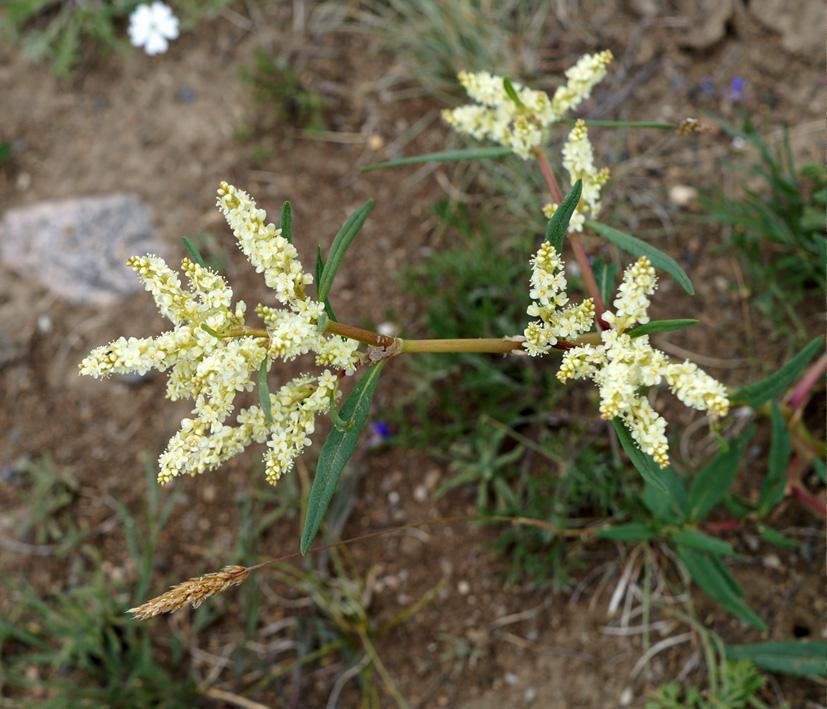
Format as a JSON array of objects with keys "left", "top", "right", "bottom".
[{"left": 0, "top": 2, "right": 824, "bottom": 707}]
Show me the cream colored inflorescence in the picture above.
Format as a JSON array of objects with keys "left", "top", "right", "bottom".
[
  {"left": 80, "top": 183, "right": 361, "bottom": 486},
  {"left": 442, "top": 51, "right": 612, "bottom": 159},
  {"left": 523, "top": 242, "right": 595, "bottom": 356},
  {"left": 525, "top": 249, "right": 730, "bottom": 468},
  {"left": 542, "top": 119, "right": 610, "bottom": 232}
]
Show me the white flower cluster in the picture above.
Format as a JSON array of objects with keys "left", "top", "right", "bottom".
[
  {"left": 523, "top": 242, "right": 595, "bottom": 355},
  {"left": 80, "top": 183, "right": 362, "bottom": 486},
  {"left": 441, "top": 51, "right": 612, "bottom": 160},
  {"left": 543, "top": 119, "right": 610, "bottom": 232},
  {"left": 555, "top": 257, "right": 730, "bottom": 467}
]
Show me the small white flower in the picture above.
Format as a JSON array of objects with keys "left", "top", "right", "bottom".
[{"left": 128, "top": 2, "right": 179, "bottom": 56}]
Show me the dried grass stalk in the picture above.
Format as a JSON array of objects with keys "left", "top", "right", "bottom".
[{"left": 128, "top": 565, "right": 250, "bottom": 620}]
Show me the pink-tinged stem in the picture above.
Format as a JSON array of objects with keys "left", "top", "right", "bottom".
[
  {"left": 789, "top": 483, "right": 827, "bottom": 516},
  {"left": 698, "top": 519, "right": 743, "bottom": 534},
  {"left": 787, "top": 352, "right": 826, "bottom": 411},
  {"left": 533, "top": 147, "right": 608, "bottom": 328}
]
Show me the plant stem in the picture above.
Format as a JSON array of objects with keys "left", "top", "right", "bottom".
[{"left": 399, "top": 337, "right": 526, "bottom": 354}]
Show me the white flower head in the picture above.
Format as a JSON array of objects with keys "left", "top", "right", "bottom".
[
  {"left": 128, "top": 2, "right": 179, "bottom": 56},
  {"left": 80, "top": 182, "right": 363, "bottom": 488},
  {"left": 442, "top": 51, "right": 612, "bottom": 159},
  {"left": 522, "top": 241, "right": 595, "bottom": 355},
  {"left": 542, "top": 120, "right": 610, "bottom": 233},
  {"left": 556, "top": 256, "right": 730, "bottom": 468}
]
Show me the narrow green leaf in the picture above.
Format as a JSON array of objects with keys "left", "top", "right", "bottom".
[
  {"left": 725, "top": 641, "right": 826, "bottom": 676},
  {"left": 585, "top": 220, "right": 695, "bottom": 294},
  {"left": 678, "top": 547, "right": 767, "bottom": 630},
  {"left": 181, "top": 236, "right": 207, "bottom": 269},
  {"left": 628, "top": 319, "right": 698, "bottom": 339},
  {"left": 315, "top": 246, "right": 337, "bottom": 323},
  {"left": 502, "top": 77, "right": 525, "bottom": 109},
  {"left": 757, "top": 524, "right": 798, "bottom": 548},
  {"left": 328, "top": 387, "right": 355, "bottom": 432},
  {"left": 688, "top": 425, "right": 756, "bottom": 521},
  {"left": 812, "top": 456, "right": 827, "bottom": 484},
  {"left": 361, "top": 147, "right": 514, "bottom": 172},
  {"left": 200, "top": 323, "right": 219, "bottom": 338},
  {"left": 669, "top": 529, "right": 737, "bottom": 557},
  {"left": 612, "top": 417, "right": 667, "bottom": 493},
  {"left": 545, "top": 180, "right": 582, "bottom": 253},
  {"left": 318, "top": 200, "right": 373, "bottom": 304},
  {"left": 640, "top": 465, "right": 689, "bottom": 523},
  {"left": 280, "top": 201, "right": 292, "bottom": 244},
  {"left": 592, "top": 257, "right": 618, "bottom": 306},
  {"left": 301, "top": 362, "right": 385, "bottom": 554},
  {"left": 597, "top": 523, "right": 657, "bottom": 542},
  {"left": 758, "top": 401, "right": 791, "bottom": 515},
  {"left": 258, "top": 358, "right": 272, "bottom": 425},
  {"left": 731, "top": 337, "right": 822, "bottom": 407}
]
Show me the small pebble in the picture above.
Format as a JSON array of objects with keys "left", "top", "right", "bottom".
[
  {"left": 524, "top": 687, "right": 538, "bottom": 702},
  {"left": 457, "top": 580, "right": 470, "bottom": 595},
  {"left": 388, "top": 490, "right": 400, "bottom": 505},
  {"left": 762, "top": 554, "right": 782, "bottom": 570},
  {"left": 504, "top": 672, "right": 518, "bottom": 686},
  {"left": 413, "top": 484, "right": 428, "bottom": 502}
]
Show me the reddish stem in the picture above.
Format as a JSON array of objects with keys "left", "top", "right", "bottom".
[{"left": 787, "top": 352, "right": 826, "bottom": 411}]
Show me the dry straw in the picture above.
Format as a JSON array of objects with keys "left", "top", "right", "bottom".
[{"left": 128, "top": 565, "right": 250, "bottom": 620}]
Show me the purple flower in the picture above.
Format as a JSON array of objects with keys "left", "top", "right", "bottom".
[
  {"left": 700, "top": 76, "right": 715, "bottom": 96},
  {"left": 729, "top": 76, "right": 745, "bottom": 102}
]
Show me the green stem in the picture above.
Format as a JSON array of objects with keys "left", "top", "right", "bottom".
[{"left": 399, "top": 337, "right": 526, "bottom": 354}]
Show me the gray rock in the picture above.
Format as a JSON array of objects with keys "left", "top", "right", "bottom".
[{"left": 0, "top": 194, "right": 166, "bottom": 306}]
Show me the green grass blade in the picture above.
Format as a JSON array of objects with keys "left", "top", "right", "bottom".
[
  {"left": 731, "top": 336, "right": 822, "bottom": 407},
  {"left": 627, "top": 319, "right": 698, "bottom": 338},
  {"left": 315, "top": 246, "right": 337, "bottom": 322},
  {"left": 317, "top": 200, "right": 373, "bottom": 304},
  {"left": 585, "top": 220, "right": 695, "bottom": 294},
  {"left": 612, "top": 417, "right": 667, "bottom": 493},
  {"left": 545, "top": 179, "right": 581, "bottom": 253},
  {"left": 300, "top": 362, "right": 385, "bottom": 554},
  {"left": 361, "top": 147, "right": 514, "bottom": 172},
  {"left": 688, "top": 425, "right": 755, "bottom": 521},
  {"left": 725, "top": 641, "right": 826, "bottom": 676}
]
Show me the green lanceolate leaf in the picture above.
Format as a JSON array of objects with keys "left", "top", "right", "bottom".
[
  {"left": 677, "top": 547, "right": 767, "bottom": 630},
  {"left": 585, "top": 220, "right": 695, "bottom": 294},
  {"left": 758, "top": 401, "right": 790, "bottom": 515},
  {"left": 502, "top": 77, "right": 525, "bottom": 109},
  {"left": 301, "top": 362, "right": 385, "bottom": 555},
  {"left": 315, "top": 246, "right": 337, "bottom": 322},
  {"left": 361, "top": 147, "right": 514, "bottom": 172},
  {"left": 258, "top": 358, "right": 273, "bottom": 425},
  {"left": 546, "top": 179, "right": 582, "bottom": 254},
  {"left": 688, "top": 425, "right": 755, "bottom": 521},
  {"left": 181, "top": 236, "right": 207, "bottom": 269},
  {"left": 592, "top": 257, "right": 618, "bottom": 306},
  {"left": 731, "top": 336, "right": 822, "bottom": 407},
  {"left": 597, "top": 523, "right": 657, "bottom": 542},
  {"left": 640, "top": 465, "right": 689, "bottom": 523},
  {"left": 317, "top": 200, "right": 373, "bottom": 305},
  {"left": 725, "top": 640, "right": 826, "bottom": 676},
  {"left": 328, "top": 387, "right": 356, "bottom": 432},
  {"left": 280, "top": 201, "right": 292, "bottom": 244},
  {"left": 757, "top": 524, "right": 798, "bottom": 548},
  {"left": 627, "top": 319, "right": 698, "bottom": 338},
  {"left": 669, "top": 529, "right": 738, "bottom": 557},
  {"left": 612, "top": 417, "right": 667, "bottom": 493}
]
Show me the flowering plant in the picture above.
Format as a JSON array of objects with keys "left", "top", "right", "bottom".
[{"left": 81, "top": 52, "right": 824, "bottom": 622}]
